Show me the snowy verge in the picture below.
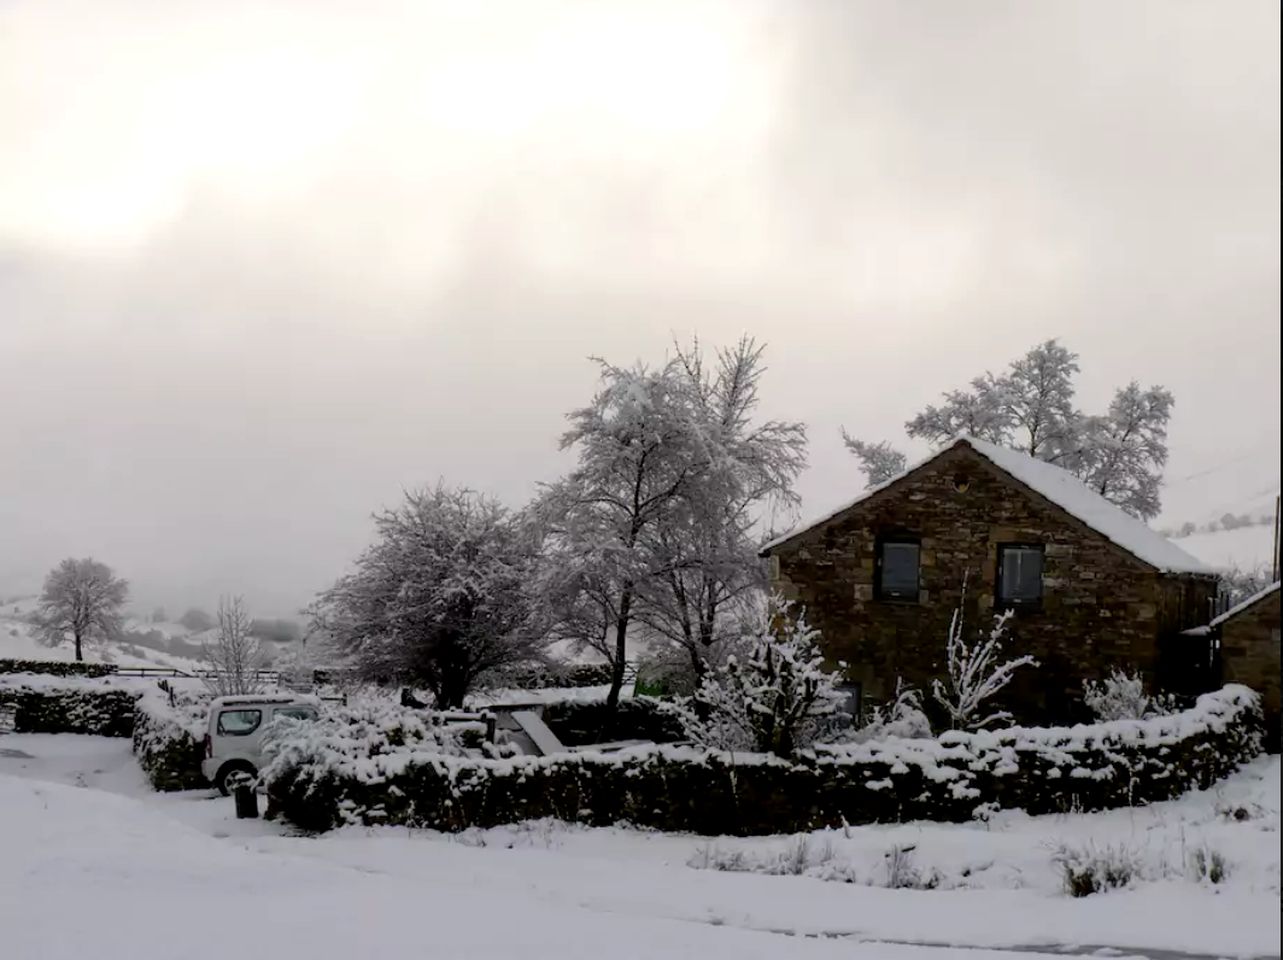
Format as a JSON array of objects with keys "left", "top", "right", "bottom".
[{"left": 264, "top": 685, "right": 1264, "bottom": 834}]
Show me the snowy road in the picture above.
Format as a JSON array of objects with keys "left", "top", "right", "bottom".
[{"left": 1, "top": 736, "right": 1278, "bottom": 960}]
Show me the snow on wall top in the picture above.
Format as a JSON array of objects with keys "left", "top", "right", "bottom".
[
  {"left": 1209, "top": 580, "right": 1281, "bottom": 628},
  {"left": 762, "top": 436, "right": 1213, "bottom": 575}
]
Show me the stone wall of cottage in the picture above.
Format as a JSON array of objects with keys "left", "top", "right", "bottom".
[
  {"left": 771, "top": 444, "right": 1211, "bottom": 725},
  {"left": 1219, "top": 588, "right": 1281, "bottom": 751}
]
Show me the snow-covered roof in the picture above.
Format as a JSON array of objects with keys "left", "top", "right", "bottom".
[
  {"left": 1208, "top": 580, "right": 1281, "bottom": 629},
  {"left": 762, "top": 436, "right": 1213, "bottom": 575}
]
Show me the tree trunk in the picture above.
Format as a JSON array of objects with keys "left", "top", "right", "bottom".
[
  {"left": 73, "top": 629, "right": 83, "bottom": 662},
  {"left": 605, "top": 587, "right": 633, "bottom": 709}
]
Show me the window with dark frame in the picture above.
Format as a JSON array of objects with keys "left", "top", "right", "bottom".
[
  {"left": 876, "top": 538, "right": 920, "bottom": 601},
  {"left": 997, "top": 544, "right": 1044, "bottom": 607}
]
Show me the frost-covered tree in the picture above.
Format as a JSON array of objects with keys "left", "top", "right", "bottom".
[
  {"left": 931, "top": 581, "right": 1038, "bottom": 730},
  {"left": 639, "top": 338, "right": 807, "bottom": 683},
  {"left": 1082, "top": 668, "right": 1176, "bottom": 721},
  {"left": 840, "top": 433, "right": 907, "bottom": 487},
  {"left": 536, "top": 358, "right": 709, "bottom": 707},
  {"left": 311, "top": 485, "right": 541, "bottom": 708},
  {"left": 34, "top": 558, "right": 129, "bottom": 661},
  {"left": 1074, "top": 383, "right": 1174, "bottom": 521},
  {"left": 202, "top": 596, "right": 265, "bottom": 696},
  {"left": 842, "top": 340, "right": 1174, "bottom": 519},
  {"left": 676, "top": 597, "right": 845, "bottom": 757}
]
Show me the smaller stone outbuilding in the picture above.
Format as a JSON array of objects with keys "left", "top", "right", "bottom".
[{"left": 1207, "top": 581, "right": 1280, "bottom": 751}]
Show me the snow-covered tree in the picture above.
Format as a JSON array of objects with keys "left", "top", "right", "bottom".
[
  {"left": 840, "top": 433, "right": 907, "bottom": 488},
  {"left": 310, "top": 485, "right": 541, "bottom": 708},
  {"left": 931, "top": 581, "right": 1038, "bottom": 730},
  {"left": 1082, "top": 667, "right": 1176, "bottom": 721},
  {"left": 638, "top": 338, "right": 807, "bottom": 683},
  {"left": 1074, "top": 383, "right": 1174, "bottom": 521},
  {"left": 34, "top": 557, "right": 128, "bottom": 661},
  {"left": 676, "top": 596, "right": 845, "bottom": 757},
  {"left": 535, "top": 358, "right": 708, "bottom": 707},
  {"left": 842, "top": 340, "right": 1175, "bottom": 519},
  {"left": 202, "top": 596, "right": 264, "bottom": 696}
]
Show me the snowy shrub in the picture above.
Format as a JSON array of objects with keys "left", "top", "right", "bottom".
[
  {"left": 1051, "top": 841, "right": 1141, "bottom": 896},
  {"left": 932, "top": 583, "right": 1038, "bottom": 730},
  {"left": 264, "top": 685, "right": 1263, "bottom": 835},
  {"left": 688, "top": 835, "right": 855, "bottom": 882},
  {"left": 674, "top": 597, "right": 845, "bottom": 756},
  {"left": 0, "top": 675, "right": 138, "bottom": 736},
  {"left": 881, "top": 843, "right": 940, "bottom": 890},
  {"left": 0, "top": 658, "right": 117, "bottom": 678},
  {"left": 854, "top": 679, "right": 932, "bottom": 742},
  {"left": 1186, "top": 844, "right": 1230, "bottom": 884},
  {"left": 133, "top": 687, "right": 212, "bottom": 791},
  {"left": 1083, "top": 668, "right": 1178, "bottom": 722}
]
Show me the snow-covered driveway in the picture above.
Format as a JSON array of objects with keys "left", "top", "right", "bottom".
[{"left": 1, "top": 735, "right": 1278, "bottom": 960}]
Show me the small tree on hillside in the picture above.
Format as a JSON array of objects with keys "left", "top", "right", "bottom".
[
  {"left": 202, "top": 596, "right": 264, "bottom": 696},
  {"left": 932, "top": 578, "right": 1038, "bottom": 730},
  {"left": 676, "top": 596, "right": 844, "bottom": 757},
  {"left": 34, "top": 558, "right": 129, "bottom": 661}
]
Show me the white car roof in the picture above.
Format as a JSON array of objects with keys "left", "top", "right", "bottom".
[{"left": 211, "top": 694, "right": 320, "bottom": 708}]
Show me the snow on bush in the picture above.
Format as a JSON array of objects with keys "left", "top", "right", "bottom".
[
  {"left": 0, "top": 673, "right": 140, "bottom": 736},
  {"left": 1050, "top": 840, "right": 1143, "bottom": 896},
  {"left": 264, "top": 685, "right": 1264, "bottom": 835},
  {"left": 259, "top": 698, "right": 516, "bottom": 820},
  {"left": 1083, "top": 667, "right": 1178, "bottom": 722},
  {"left": 854, "top": 678, "right": 932, "bottom": 743},
  {"left": 133, "top": 685, "right": 212, "bottom": 791},
  {"left": 673, "top": 596, "right": 845, "bottom": 756},
  {"left": 932, "top": 582, "right": 1038, "bottom": 730}
]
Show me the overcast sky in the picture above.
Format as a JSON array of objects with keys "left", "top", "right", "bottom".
[{"left": 2, "top": 0, "right": 1279, "bottom": 617}]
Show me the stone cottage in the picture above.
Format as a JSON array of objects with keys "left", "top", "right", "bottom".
[
  {"left": 1204, "top": 581, "right": 1280, "bottom": 750},
  {"left": 760, "top": 436, "right": 1218, "bottom": 725}
]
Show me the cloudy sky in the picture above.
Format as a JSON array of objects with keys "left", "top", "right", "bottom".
[{"left": 2, "top": 0, "right": 1279, "bottom": 617}]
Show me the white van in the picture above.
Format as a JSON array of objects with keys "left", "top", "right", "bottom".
[{"left": 201, "top": 694, "right": 321, "bottom": 795}]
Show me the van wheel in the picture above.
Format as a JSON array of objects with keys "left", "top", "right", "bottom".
[{"left": 215, "top": 761, "right": 257, "bottom": 797}]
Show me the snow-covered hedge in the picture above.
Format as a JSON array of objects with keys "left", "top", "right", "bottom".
[
  {"left": 263, "top": 686, "right": 1264, "bottom": 834},
  {"left": 260, "top": 699, "right": 516, "bottom": 825},
  {"left": 132, "top": 689, "right": 211, "bottom": 791},
  {"left": 0, "top": 674, "right": 139, "bottom": 736},
  {"left": 542, "top": 696, "right": 682, "bottom": 747},
  {"left": 0, "top": 658, "right": 117, "bottom": 678}
]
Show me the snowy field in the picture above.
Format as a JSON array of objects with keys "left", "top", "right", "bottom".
[
  {"left": 1172, "top": 524, "right": 1277, "bottom": 573},
  {"left": 1, "top": 734, "right": 1278, "bottom": 960}
]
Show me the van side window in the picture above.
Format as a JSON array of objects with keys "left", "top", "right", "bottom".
[
  {"left": 216, "top": 709, "right": 262, "bottom": 736},
  {"left": 273, "top": 707, "right": 317, "bottom": 722}
]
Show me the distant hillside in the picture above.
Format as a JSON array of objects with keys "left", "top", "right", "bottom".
[
  {"left": 0, "top": 595, "right": 300, "bottom": 670},
  {"left": 1171, "top": 524, "right": 1277, "bottom": 574}
]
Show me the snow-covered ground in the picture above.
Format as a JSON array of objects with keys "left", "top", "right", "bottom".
[
  {"left": 1171, "top": 524, "right": 1277, "bottom": 573},
  {"left": 0, "top": 595, "right": 274, "bottom": 672},
  {"left": 1, "top": 734, "right": 1277, "bottom": 959}
]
